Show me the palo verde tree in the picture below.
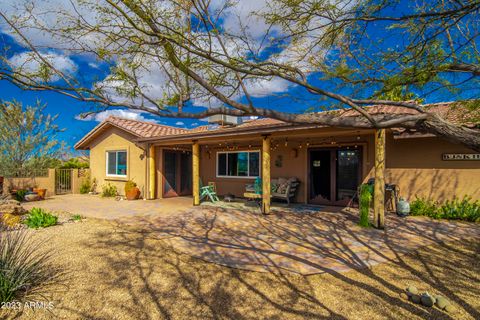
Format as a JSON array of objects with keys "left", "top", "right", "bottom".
[
  {"left": 0, "top": 0, "right": 478, "bottom": 150},
  {"left": 0, "top": 100, "right": 64, "bottom": 177}
]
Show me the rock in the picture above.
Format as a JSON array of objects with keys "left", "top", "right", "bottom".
[
  {"left": 421, "top": 293, "right": 435, "bottom": 307},
  {"left": 406, "top": 286, "right": 418, "bottom": 296},
  {"left": 0, "top": 200, "right": 27, "bottom": 215},
  {"left": 444, "top": 304, "right": 455, "bottom": 313},
  {"left": 400, "top": 292, "right": 409, "bottom": 300},
  {"left": 411, "top": 294, "right": 421, "bottom": 304},
  {"left": 435, "top": 296, "right": 449, "bottom": 310}
]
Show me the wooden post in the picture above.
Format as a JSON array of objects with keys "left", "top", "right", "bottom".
[
  {"left": 149, "top": 144, "right": 156, "bottom": 199},
  {"left": 192, "top": 141, "right": 200, "bottom": 206},
  {"left": 373, "top": 129, "right": 386, "bottom": 229},
  {"left": 262, "top": 135, "right": 271, "bottom": 214}
]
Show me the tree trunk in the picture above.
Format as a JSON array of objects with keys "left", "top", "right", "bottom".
[{"left": 420, "top": 114, "right": 480, "bottom": 152}]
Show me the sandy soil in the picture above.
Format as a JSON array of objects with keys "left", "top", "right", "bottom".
[{"left": 1, "top": 218, "right": 479, "bottom": 320}]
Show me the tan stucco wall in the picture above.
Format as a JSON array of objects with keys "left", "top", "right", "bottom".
[
  {"left": 89, "top": 127, "right": 147, "bottom": 197},
  {"left": 385, "top": 135, "right": 480, "bottom": 201},
  {"left": 198, "top": 133, "right": 376, "bottom": 203}
]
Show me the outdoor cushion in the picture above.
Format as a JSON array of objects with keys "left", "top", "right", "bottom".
[{"left": 271, "top": 183, "right": 279, "bottom": 192}]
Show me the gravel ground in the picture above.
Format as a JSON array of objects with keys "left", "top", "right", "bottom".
[{"left": 1, "top": 218, "right": 479, "bottom": 320}]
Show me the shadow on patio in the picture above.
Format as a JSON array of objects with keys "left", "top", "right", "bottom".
[{"left": 70, "top": 205, "right": 480, "bottom": 319}]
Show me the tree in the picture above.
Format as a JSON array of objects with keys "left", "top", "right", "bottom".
[
  {"left": 0, "top": 0, "right": 478, "bottom": 150},
  {"left": 0, "top": 100, "right": 64, "bottom": 177}
]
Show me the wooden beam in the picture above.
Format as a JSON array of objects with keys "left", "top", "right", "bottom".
[
  {"left": 373, "top": 129, "right": 386, "bottom": 228},
  {"left": 149, "top": 144, "right": 156, "bottom": 199},
  {"left": 192, "top": 140, "right": 200, "bottom": 206},
  {"left": 262, "top": 135, "right": 271, "bottom": 214}
]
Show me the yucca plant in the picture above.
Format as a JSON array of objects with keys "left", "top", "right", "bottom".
[{"left": 0, "top": 230, "right": 63, "bottom": 303}]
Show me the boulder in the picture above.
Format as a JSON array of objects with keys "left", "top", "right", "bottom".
[
  {"left": 421, "top": 293, "right": 435, "bottom": 307},
  {"left": 406, "top": 286, "right": 418, "bottom": 296},
  {"left": 435, "top": 296, "right": 449, "bottom": 310},
  {"left": 411, "top": 294, "right": 421, "bottom": 304}
]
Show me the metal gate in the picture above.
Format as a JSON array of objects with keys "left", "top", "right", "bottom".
[{"left": 55, "top": 169, "right": 73, "bottom": 194}]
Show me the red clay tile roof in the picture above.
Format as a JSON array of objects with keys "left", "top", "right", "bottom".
[
  {"left": 76, "top": 101, "right": 478, "bottom": 148},
  {"left": 322, "top": 102, "right": 477, "bottom": 127},
  {"left": 106, "top": 116, "right": 189, "bottom": 137}
]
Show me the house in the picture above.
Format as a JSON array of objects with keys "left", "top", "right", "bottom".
[{"left": 75, "top": 102, "right": 480, "bottom": 215}]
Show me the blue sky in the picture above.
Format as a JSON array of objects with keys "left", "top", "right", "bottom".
[{"left": 0, "top": 0, "right": 476, "bottom": 151}]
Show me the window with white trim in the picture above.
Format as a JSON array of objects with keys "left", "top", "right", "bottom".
[
  {"left": 217, "top": 151, "right": 260, "bottom": 178},
  {"left": 106, "top": 150, "right": 127, "bottom": 177}
]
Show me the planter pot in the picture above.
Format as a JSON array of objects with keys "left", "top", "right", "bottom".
[
  {"left": 25, "top": 193, "right": 39, "bottom": 201},
  {"left": 33, "top": 188, "right": 47, "bottom": 200},
  {"left": 126, "top": 187, "right": 140, "bottom": 200}
]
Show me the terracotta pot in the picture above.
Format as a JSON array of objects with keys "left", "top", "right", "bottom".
[
  {"left": 126, "top": 187, "right": 140, "bottom": 200},
  {"left": 33, "top": 188, "right": 47, "bottom": 200}
]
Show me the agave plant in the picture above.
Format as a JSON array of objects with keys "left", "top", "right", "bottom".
[{"left": 0, "top": 230, "right": 64, "bottom": 303}]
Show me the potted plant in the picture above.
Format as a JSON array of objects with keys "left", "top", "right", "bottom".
[
  {"left": 33, "top": 186, "right": 47, "bottom": 200},
  {"left": 125, "top": 180, "right": 140, "bottom": 200}
]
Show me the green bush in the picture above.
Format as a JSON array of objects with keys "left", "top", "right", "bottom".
[
  {"left": 410, "top": 197, "right": 438, "bottom": 217},
  {"left": 410, "top": 196, "right": 480, "bottom": 222},
  {"left": 79, "top": 179, "right": 91, "bottom": 194},
  {"left": 24, "top": 208, "right": 58, "bottom": 229},
  {"left": 101, "top": 183, "right": 117, "bottom": 197},
  {"left": 358, "top": 184, "right": 373, "bottom": 227},
  {"left": 0, "top": 230, "right": 63, "bottom": 302},
  {"left": 15, "top": 189, "right": 27, "bottom": 202}
]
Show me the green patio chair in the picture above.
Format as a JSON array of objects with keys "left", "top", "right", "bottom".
[{"left": 200, "top": 180, "right": 219, "bottom": 202}]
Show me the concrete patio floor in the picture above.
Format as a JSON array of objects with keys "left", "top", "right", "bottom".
[{"left": 24, "top": 195, "right": 480, "bottom": 275}]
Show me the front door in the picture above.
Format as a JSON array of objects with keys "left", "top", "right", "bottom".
[
  {"left": 163, "top": 150, "right": 192, "bottom": 198},
  {"left": 309, "top": 147, "right": 362, "bottom": 206}
]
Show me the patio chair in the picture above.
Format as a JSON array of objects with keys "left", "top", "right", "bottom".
[{"left": 200, "top": 180, "right": 219, "bottom": 202}]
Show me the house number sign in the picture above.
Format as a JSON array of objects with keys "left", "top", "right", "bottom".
[{"left": 442, "top": 153, "right": 480, "bottom": 161}]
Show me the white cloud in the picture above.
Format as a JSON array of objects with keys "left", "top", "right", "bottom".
[
  {"left": 175, "top": 121, "right": 185, "bottom": 126},
  {"left": 244, "top": 77, "right": 292, "bottom": 97},
  {"left": 75, "top": 109, "right": 157, "bottom": 123},
  {"left": 8, "top": 51, "right": 77, "bottom": 81}
]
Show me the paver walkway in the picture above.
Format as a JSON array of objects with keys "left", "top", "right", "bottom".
[{"left": 24, "top": 195, "right": 480, "bottom": 275}]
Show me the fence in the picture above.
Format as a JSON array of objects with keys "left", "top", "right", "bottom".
[{"left": 1, "top": 168, "right": 90, "bottom": 197}]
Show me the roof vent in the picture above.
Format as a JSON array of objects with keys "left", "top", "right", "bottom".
[{"left": 208, "top": 115, "right": 243, "bottom": 126}]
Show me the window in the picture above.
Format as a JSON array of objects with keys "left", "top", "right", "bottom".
[
  {"left": 106, "top": 150, "right": 127, "bottom": 177},
  {"left": 217, "top": 151, "right": 260, "bottom": 178}
]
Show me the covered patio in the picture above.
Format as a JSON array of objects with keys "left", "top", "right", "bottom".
[{"left": 144, "top": 123, "right": 388, "bottom": 227}]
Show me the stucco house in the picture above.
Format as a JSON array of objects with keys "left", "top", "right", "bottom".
[{"left": 75, "top": 102, "right": 480, "bottom": 215}]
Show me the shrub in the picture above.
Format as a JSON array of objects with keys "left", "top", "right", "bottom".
[
  {"left": 358, "top": 184, "right": 373, "bottom": 227},
  {"left": 79, "top": 179, "right": 91, "bottom": 194},
  {"left": 410, "top": 197, "right": 438, "bottom": 217},
  {"left": 124, "top": 180, "right": 137, "bottom": 194},
  {"left": 71, "top": 214, "right": 82, "bottom": 221},
  {"left": 15, "top": 189, "right": 27, "bottom": 202},
  {"left": 410, "top": 196, "right": 480, "bottom": 222},
  {"left": 439, "top": 196, "right": 480, "bottom": 222},
  {"left": 101, "top": 183, "right": 117, "bottom": 197},
  {"left": 0, "top": 230, "right": 63, "bottom": 303},
  {"left": 24, "top": 208, "right": 58, "bottom": 229},
  {"left": 0, "top": 213, "right": 21, "bottom": 228}
]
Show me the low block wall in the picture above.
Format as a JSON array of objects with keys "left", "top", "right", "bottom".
[{"left": 2, "top": 169, "right": 56, "bottom": 198}]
